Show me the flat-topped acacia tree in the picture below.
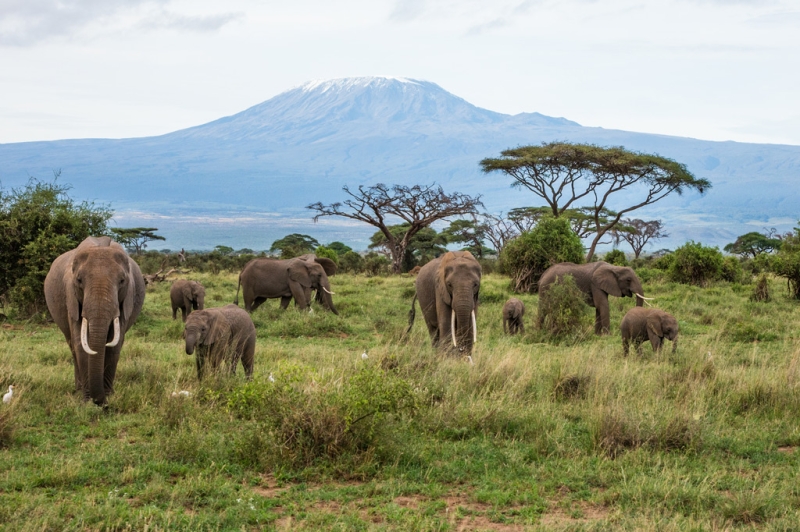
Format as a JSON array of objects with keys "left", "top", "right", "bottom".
[
  {"left": 480, "top": 142, "right": 710, "bottom": 261},
  {"left": 308, "top": 183, "right": 482, "bottom": 274}
]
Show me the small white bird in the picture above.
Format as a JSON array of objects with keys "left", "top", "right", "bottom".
[
  {"left": 466, "top": 356, "right": 474, "bottom": 366},
  {"left": 361, "top": 352, "right": 368, "bottom": 360},
  {"left": 3, "top": 385, "right": 14, "bottom": 404},
  {"left": 268, "top": 373, "right": 275, "bottom": 383},
  {"left": 170, "top": 390, "right": 191, "bottom": 398}
]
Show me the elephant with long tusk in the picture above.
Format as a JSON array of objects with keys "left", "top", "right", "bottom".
[
  {"left": 407, "top": 251, "right": 482, "bottom": 354},
  {"left": 45, "top": 236, "right": 145, "bottom": 406}
]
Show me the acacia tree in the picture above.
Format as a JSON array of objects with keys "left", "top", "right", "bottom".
[
  {"left": 269, "top": 233, "right": 319, "bottom": 258},
  {"left": 369, "top": 225, "right": 448, "bottom": 271},
  {"left": 308, "top": 183, "right": 482, "bottom": 274},
  {"left": 110, "top": 227, "right": 165, "bottom": 255},
  {"left": 480, "top": 212, "right": 519, "bottom": 255},
  {"left": 613, "top": 219, "right": 669, "bottom": 258},
  {"left": 480, "top": 142, "right": 710, "bottom": 261},
  {"left": 442, "top": 218, "right": 493, "bottom": 257},
  {"left": 724, "top": 231, "right": 782, "bottom": 258}
]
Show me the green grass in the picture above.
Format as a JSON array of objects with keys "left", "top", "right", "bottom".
[{"left": 1, "top": 272, "right": 800, "bottom": 530}]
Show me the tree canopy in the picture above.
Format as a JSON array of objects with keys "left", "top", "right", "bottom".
[
  {"left": 724, "top": 231, "right": 782, "bottom": 258},
  {"left": 480, "top": 142, "right": 710, "bottom": 261},
  {"left": 269, "top": 233, "right": 319, "bottom": 258},
  {"left": 369, "top": 225, "right": 447, "bottom": 272},
  {"left": 308, "top": 183, "right": 482, "bottom": 273},
  {"left": 110, "top": 227, "right": 165, "bottom": 255}
]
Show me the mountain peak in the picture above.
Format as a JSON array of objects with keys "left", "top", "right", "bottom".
[{"left": 298, "top": 76, "right": 424, "bottom": 93}]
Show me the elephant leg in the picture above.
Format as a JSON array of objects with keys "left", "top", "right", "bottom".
[
  {"left": 622, "top": 337, "right": 630, "bottom": 356},
  {"left": 594, "top": 308, "right": 603, "bottom": 335},
  {"left": 289, "top": 282, "right": 308, "bottom": 310},
  {"left": 196, "top": 354, "right": 205, "bottom": 380},
  {"left": 250, "top": 297, "right": 267, "bottom": 312},
  {"left": 518, "top": 319, "right": 525, "bottom": 334},
  {"left": 241, "top": 338, "right": 255, "bottom": 379},
  {"left": 103, "top": 347, "right": 121, "bottom": 396},
  {"left": 647, "top": 327, "right": 663, "bottom": 353},
  {"left": 671, "top": 339, "right": 678, "bottom": 354},
  {"left": 172, "top": 306, "right": 178, "bottom": 320},
  {"left": 280, "top": 296, "right": 291, "bottom": 309},
  {"left": 503, "top": 318, "right": 508, "bottom": 334}
]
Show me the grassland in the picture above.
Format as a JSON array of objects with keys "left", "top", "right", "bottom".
[{"left": 1, "top": 271, "right": 800, "bottom": 531}]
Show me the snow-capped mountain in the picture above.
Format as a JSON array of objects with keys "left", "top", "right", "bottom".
[{"left": 0, "top": 76, "right": 798, "bottom": 251}]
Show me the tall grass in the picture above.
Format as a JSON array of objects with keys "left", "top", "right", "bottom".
[{"left": 0, "top": 272, "right": 799, "bottom": 528}]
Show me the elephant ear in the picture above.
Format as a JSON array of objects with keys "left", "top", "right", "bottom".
[
  {"left": 647, "top": 314, "right": 663, "bottom": 337},
  {"left": 67, "top": 251, "right": 90, "bottom": 322},
  {"left": 207, "top": 312, "right": 231, "bottom": 346},
  {"left": 119, "top": 255, "right": 137, "bottom": 323},
  {"left": 288, "top": 262, "right": 312, "bottom": 288},
  {"left": 593, "top": 266, "right": 623, "bottom": 297},
  {"left": 435, "top": 253, "right": 454, "bottom": 306},
  {"left": 182, "top": 283, "right": 194, "bottom": 301},
  {"left": 314, "top": 257, "right": 337, "bottom": 276}
]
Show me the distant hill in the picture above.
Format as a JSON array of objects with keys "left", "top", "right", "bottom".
[{"left": 1, "top": 76, "right": 798, "bottom": 251}]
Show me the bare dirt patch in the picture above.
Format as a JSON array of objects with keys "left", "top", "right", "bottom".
[
  {"left": 453, "top": 515, "right": 522, "bottom": 531},
  {"left": 252, "top": 474, "right": 288, "bottom": 498},
  {"left": 778, "top": 446, "right": 796, "bottom": 454},
  {"left": 540, "top": 499, "right": 609, "bottom": 527},
  {"left": 394, "top": 495, "right": 424, "bottom": 509}
]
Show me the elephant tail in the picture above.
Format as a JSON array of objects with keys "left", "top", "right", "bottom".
[
  {"left": 404, "top": 293, "right": 418, "bottom": 339},
  {"left": 233, "top": 273, "right": 242, "bottom": 306}
]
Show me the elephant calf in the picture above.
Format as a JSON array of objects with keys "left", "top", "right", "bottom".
[
  {"left": 170, "top": 279, "right": 206, "bottom": 322},
  {"left": 620, "top": 307, "right": 679, "bottom": 356},
  {"left": 183, "top": 304, "right": 256, "bottom": 380},
  {"left": 502, "top": 298, "right": 525, "bottom": 335}
]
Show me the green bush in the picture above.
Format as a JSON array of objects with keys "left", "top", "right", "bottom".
[
  {"left": 773, "top": 225, "right": 800, "bottom": 299},
  {"left": 751, "top": 274, "right": 770, "bottom": 302},
  {"left": 0, "top": 179, "right": 112, "bottom": 316},
  {"left": 227, "top": 364, "right": 417, "bottom": 469},
  {"left": 652, "top": 252, "right": 675, "bottom": 271},
  {"left": 500, "top": 216, "right": 584, "bottom": 293},
  {"left": 720, "top": 256, "right": 744, "bottom": 283},
  {"left": 339, "top": 251, "right": 365, "bottom": 274},
  {"left": 314, "top": 245, "right": 339, "bottom": 267},
  {"left": 634, "top": 267, "right": 666, "bottom": 284},
  {"left": 363, "top": 252, "right": 390, "bottom": 276},
  {"left": 604, "top": 249, "right": 628, "bottom": 266},
  {"left": 537, "top": 274, "right": 590, "bottom": 338},
  {"left": 668, "top": 241, "right": 724, "bottom": 286}
]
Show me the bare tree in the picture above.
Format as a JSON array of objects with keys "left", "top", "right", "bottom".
[
  {"left": 308, "top": 183, "right": 482, "bottom": 274},
  {"left": 480, "top": 212, "right": 519, "bottom": 255},
  {"left": 481, "top": 142, "right": 710, "bottom": 261},
  {"left": 613, "top": 219, "right": 669, "bottom": 258}
]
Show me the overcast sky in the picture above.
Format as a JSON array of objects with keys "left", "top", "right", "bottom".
[{"left": 1, "top": 0, "right": 798, "bottom": 145}]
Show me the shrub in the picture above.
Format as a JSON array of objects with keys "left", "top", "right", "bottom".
[
  {"left": 720, "top": 256, "right": 744, "bottom": 283},
  {"left": 500, "top": 216, "right": 584, "bottom": 293},
  {"left": 751, "top": 274, "right": 770, "bottom": 302},
  {"left": 652, "top": 252, "right": 675, "bottom": 271},
  {"left": 227, "top": 365, "right": 417, "bottom": 469},
  {"left": 339, "top": 251, "right": 365, "bottom": 274},
  {"left": 668, "top": 241, "right": 724, "bottom": 286},
  {"left": 537, "top": 274, "right": 590, "bottom": 337},
  {"left": 604, "top": 249, "right": 628, "bottom": 266},
  {"left": 773, "top": 225, "right": 800, "bottom": 299},
  {"left": 314, "top": 245, "right": 339, "bottom": 267},
  {"left": 363, "top": 252, "right": 390, "bottom": 276},
  {"left": 0, "top": 179, "right": 112, "bottom": 317}
]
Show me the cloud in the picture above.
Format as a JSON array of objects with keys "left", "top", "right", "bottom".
[
  {"left": 389, "top": 0, "right": 426, "bottom": 22},
  {"left": 0, "top": 0, "right": 240, "bottom": 46},
  {"left": 465, "top": 18, "right": 511, "bottom": 35}
]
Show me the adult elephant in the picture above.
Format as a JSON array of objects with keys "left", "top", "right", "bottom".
[
  {"left": 45, "top": 236, "right": 145, "bottom": 405},
  {"left": 234, "top": 254, "right": 338, "bottom": 314},
  {"left": 408, "top": 251, "right": 482, "bottom": 354},
  {"left": 538, "top": 261, "right": 646, "bottom": 335}
]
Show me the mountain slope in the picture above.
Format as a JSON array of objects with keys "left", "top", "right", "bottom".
[{"left": 1, "top": 77, "right": 798, "bottom": 251}]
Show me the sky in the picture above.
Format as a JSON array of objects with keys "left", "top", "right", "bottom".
[{"left": 1, "top": 0, "right": 799, "bottom": 145}]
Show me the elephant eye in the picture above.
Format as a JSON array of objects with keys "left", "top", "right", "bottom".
[{"left": 119, "top": 278, "right": 125, "bottom": 285}]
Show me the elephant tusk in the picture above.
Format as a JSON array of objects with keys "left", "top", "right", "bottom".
[
  {"left": 451, "top": 309, "right": 457, "bottom": 347},
  {"left": 106, "top": 317, "right": 120, "bottom": 347},
  {"left": 81, "top": 318, "right": 98, "bottom": 355},
  {"left": 471, "top": 310, "right": 477, "bottom": 344},
  {"left": 322, "top": 286, "right": 335, "bottom": 295},
  {"left": 635, "top": 293, "right": 655, "bottom": 307}
]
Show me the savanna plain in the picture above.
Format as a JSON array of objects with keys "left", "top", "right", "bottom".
[{"left": 2, "top": 270, "right": 800, "bottom": 531}]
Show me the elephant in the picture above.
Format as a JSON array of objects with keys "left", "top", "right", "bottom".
[
  {"left": 538, "top": 261, "right": 646, "bottom": 335},
  {"left": 407, "top": 251, "right": 482, "bottom": 354},
  {"left": 170, "top": 279, "right": 206, "bottom": 322},
  {"left": 234, "top": 254, "right": 338, "bottom": 314},
  {"left": 620, "top": 307, "right": 679, "bottom": 356},
  {"left": 44, "top": 236, "right": 145, "bottom": 405},
  {"left": 502, "top": 298, "right": 525, "bottom": 335},
  {"left": 183, "top": 304, "right": 256, "bottom": 380}
]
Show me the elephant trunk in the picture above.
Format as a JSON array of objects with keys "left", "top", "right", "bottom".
[
  {"left": 452, "top": 289, "right": 475, "bottom": 353},
  {"left": 185, "top": 332, "right": 198, "bottom": 355},
  {"left": 632, "top": 280, "right": 645, "bottom": 307},
  {"left": 196, "top": 294, "right": 205, "bottom": 311},
  {"left": 320, "top": 279, "right": 338, "bottom": 315},
  {"left": 85, "top": 316, "right": 112, "bottom": 405}
]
